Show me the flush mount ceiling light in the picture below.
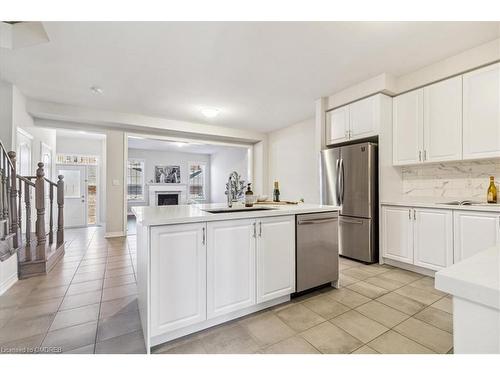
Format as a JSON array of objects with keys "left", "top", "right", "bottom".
[
  {"left": 90, "top": 86, "right": 104, "bottom": 95},
  {"left": 200, "top": 107, "right": 220, "bottom": 119}
]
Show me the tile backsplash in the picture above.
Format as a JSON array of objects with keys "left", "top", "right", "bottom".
[{"left": 402, "top": 159, "right": 500, "bottom": 199}]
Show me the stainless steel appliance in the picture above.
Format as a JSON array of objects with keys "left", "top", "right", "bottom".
[
  {"left": 321, "top": 142, "right": 378, "bottom": 263},
  {"left": 296, "top": 212, "right": 339, "bottom": 292}
]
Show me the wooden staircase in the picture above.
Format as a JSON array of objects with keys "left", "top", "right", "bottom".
[{"left": 0, "top": 140, "right": 65, "bottom": 279}]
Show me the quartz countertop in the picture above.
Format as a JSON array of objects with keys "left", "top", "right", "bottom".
[
  {"left": 132, "top": 203, "right": 340, "bottom": 226},
  {"left": 381, "top": 198, "right": 500, "bottom": 212},
  {"left": 435, "top": 245, "right": 500, "bottom": 310}
]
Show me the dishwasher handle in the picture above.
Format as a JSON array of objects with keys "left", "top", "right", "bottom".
[{"left": 297, "top": 217, "right": 338, "bottom": 225}]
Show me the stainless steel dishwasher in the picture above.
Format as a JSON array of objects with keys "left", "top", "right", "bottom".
[{"left": 296, "top": 211, "right": 339, "bottom": 293}]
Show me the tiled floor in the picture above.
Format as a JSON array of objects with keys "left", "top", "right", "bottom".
[
  {"left": 0, "top": 227, "right": 145, "bottom": 354},
  {"left": 1, "top": 227, "right": 453, "bottom": 355},
  {"left": 153, "top": 258, "right": 453, "bottom": 354}
]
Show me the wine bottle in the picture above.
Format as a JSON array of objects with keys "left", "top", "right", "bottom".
[
  {"left": 487, "top": 176, "right": 497, "bottom": 203},
  {"left": 273, "top": 181, "right": 280, "bottom": 202}
]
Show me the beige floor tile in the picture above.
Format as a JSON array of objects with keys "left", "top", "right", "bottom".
[
  {"left": 29, "top": 285, "right": 68, "bottom": 301},
  {"left": 200, "top": 324, "right": 259, "bottom": 354},
  {"left": 10, "top": 299, "right": 61, "bottom": 321},
  {"left": 76, "top": 264, "right": 106, "bottom": 274},
  {"left": 393, "top": 317, "right": 453, "bottom": 353},
  {"left": 105, "top": 266, "right": 135, "bottom": 278},
  {"left": 302, "top": 294, "right": 351, "bottom": 320},
  {"left": 330, "top": 310, "right": 388, "bottom": 343},
  {"left": 355, "top": 300, "right": 409, "bottom": 328},
  {"left": 95, "top": 330, "right": 146, "bottom": 354},
  {"left": 408, "top": 277, "right": 446, "bottom": 296},
  {"left": 341, "top": 267, "right": 375, "bottom": 281},
  {"left": 275, "top": 304, "right": 325, "bottom": 332},
  {"left": 50, "top": 303, "right": 100, "bottom": 331},
  {"left": 65, "top": 344, "right": 95, "bottom": 354},
  {"left": 394, "top": 285, "right": 443, "bottom": 305},
  {"left": 0, "top": 334, "right": 45, "bottom": 353},
  {"left": 157, "top": 339, "right": 207, "bottom": 354},
  {"left": 325, "top": 288, "right": 371, "bottom": 308},
  {"left": 352, "top": 345, "right": 379, "bottom": 354},
  {"left": 239, "top": 312, "right": 295, "bottom": 346},
  {"left": 66, "top": 279, "right": 103, "bottom": 296},
  {"left": 339, "top": 257, "right": 363, "bottom": 268},
  {"left": 99, "top": 295, "right": 138, "bottom": 319},
  {"left": 431, "top": 296, "right": 453, "bottom": 314},
  {"left": 338, "top": 274, "right": 359, "bottom": 287},
  {"left": 103, "top": 274, "right": 136, "bottom": 288},
  {"left": 357, "top": 264, "right": 392, "bottom": 276},
  {"left": 60, "top": 290, "right": 102, "bottom": 310},
  {"left": 300, "top": 321, "right": 363, "bottom": 354},
  {"left": 347, "top": 281, "right": 389, "bottom": 299},
  {"left": 0, "top": 313, "right": 54, "bottom": 344},
  {"left": 102, "top": 283, "right": 137, "bottom": 302},
  {"left": 367, "top": 330, "right": 434, "bottom": 354},
  {"left": 42, "top": 321, "right": 98, "bottom": 352},
  {"left": 71, "top": 271, "right": 104, "bottom": 284},
  {"left": 263, "top": 336, "right": 320, "bottom": 354},
  {"left": 97, "top": 310, "right": 142, "bottom": 342},
  {"left": 376, "top": 292, "right": 427, "bottom": 315},
  {"left": 414, "top": 306, "right": 453, "bottom": 333},
  {"left": 363, "top": 275, "right": 406, "bottom": 291},
  {"left": 381, "top": 269, "right": 424, "bottom": 284}
]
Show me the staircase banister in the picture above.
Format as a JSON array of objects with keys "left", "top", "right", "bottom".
[
  {"left": 16, "top": 174, "right": 36, "bottom": 187},
  {"left": 0, "top": 139, "right": 15, "bottom": 169}
]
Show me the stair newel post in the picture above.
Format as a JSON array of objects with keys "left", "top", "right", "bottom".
[
  {"left": 8, "top": 151, "right": 18, "bottom": 249},
  {"left": 48, "top": 183, "right": 54, "bottom": 245},
  {"left": 35, "top": 162, "right": 46, "bottom": 260},
  {"left": 57, "top": 175, "right": 64, "bottom": 245}
]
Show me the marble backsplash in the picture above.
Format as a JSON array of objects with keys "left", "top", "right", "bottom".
[{"left": 402, "top": 159, "right": 500, "bottom": 200}]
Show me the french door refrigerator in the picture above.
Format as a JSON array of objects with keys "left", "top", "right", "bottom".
[{"left": 320, "top": 142, "right": 378, "bottom": 263}]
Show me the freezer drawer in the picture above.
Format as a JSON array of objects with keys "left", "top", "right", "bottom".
[
  {"left": 339, "top": 216, "right": 377, "bottom": 263},
  {"left": 296, "top": 212, "right": 339, "bottom": 293}
]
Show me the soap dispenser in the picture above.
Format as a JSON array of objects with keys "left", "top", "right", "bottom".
[{"left": 245, "top": 183, "right": 254, "bottom": 207}]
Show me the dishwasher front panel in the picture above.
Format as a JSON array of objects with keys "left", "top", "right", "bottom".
[{"left": 296, "top": 212, "right": 339, "bottom": 293}]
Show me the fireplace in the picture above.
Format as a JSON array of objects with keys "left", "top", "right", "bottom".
[{"left": 157, "top": 193, "right": 179, "bottom": 206}]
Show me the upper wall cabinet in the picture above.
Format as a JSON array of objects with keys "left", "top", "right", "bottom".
[
  {"left": 463, "top": 63, "right": 500, "bottom": 160},
  {"left": 423, "top": 76, "right": 463, "bottom": 163},
  {"left": 326, "top": 94, "right": 390, "bottom": 146},
  {"left": 393, "top": 89, "right": 423, "bottom": 166}
]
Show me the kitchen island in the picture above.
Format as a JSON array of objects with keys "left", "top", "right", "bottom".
[
  {"left": 132, "top": 203, "right": 339, "bottom": 352},
  {"left": 435, "top": 244, "right": 500, "bottom": 354}
]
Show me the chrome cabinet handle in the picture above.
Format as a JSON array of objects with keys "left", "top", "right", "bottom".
[
  {"left": 419, "top": 151, "right": 422, "bottom": 162},
  {"left": 259, "top": 222, "right": 262, "bottom": 237},
  {"left": 409, "top": 209, "right": 411, "bottom": 220},
  {"left": 423, "top": 150, "right": 427, "bottom": 161},
  {"left": 253, "top": 222, "right": 256, "bottom": 238},
  {"left": 202, "top": 227, "right": 206, "bottom": 245},
  {"left": 413, "top": 209, "right": 416, "bottom": 221}
]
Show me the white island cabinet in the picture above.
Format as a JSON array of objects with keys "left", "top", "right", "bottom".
[{"left": 133, "top": 203, "right": 338, "bottom": 352}]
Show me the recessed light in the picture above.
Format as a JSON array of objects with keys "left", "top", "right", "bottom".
[
  {"left": 200, "top": 108, "right": 219, "bottom": 118},
  {"left": 90, "top": 86, "right": 104, "bottom": 95}
]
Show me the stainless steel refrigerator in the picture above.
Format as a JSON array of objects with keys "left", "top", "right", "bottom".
[{"left": 320, "top": 142, "right": 378, "bottom": 263}]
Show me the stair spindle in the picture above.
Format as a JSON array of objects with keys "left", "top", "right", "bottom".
[
  {"left": 48, "top": 183, "right": 54, "bottom": 244},
  {"left": 18, "top": 178, "right": 22, "bottom": 248},
  {"left": 24, "top": 179, "right": 31, "bottom": 258},
  {"left": 35, "top": 162, "right": 46, "bottom": 260},
  {"left": 8, "top": 151, "right": 18, "bottom": 249},
  {"left": 57, "top": 175, "right": 64, "bottom": 245}
]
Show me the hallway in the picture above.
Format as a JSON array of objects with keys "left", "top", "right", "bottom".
[{"left": 0, "top": 228, "right": 145, "bottom": 354}]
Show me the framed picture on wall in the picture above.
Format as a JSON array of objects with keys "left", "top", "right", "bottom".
[{"left": 155, "top": 165, "right": 181, "bottom": 183}]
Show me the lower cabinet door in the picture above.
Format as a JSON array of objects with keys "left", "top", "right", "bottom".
[
  {"left": 150, "top": 223, "right": 207, "bottom": 336},
  {"left": 454, "top": 211, "right": 500, "bottom": 262},
  {"left": 207, "top": 219, "right": 256, "bottom": 319},
  {"left": 413, "top": 208, "right": 453, "bottom": 271},
  {"left": 256, "top": 215, "right": 295, "bottom": 303},
  {"left": 381, "top": 206, "right": 414, "bottom": 264}
]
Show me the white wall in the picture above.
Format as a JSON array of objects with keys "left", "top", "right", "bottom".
[
  {"left": 210, "top": 147, "right": 249, "bottom": 203},
  {"left": 105, "top": 130, "right": 125, "bottom": 237},
  {"left": 127, "top": 148, "right": 211, "bottom": 207},
  {"left": 56, "top": 135, "right": 106, "bottom": 224},
  {"left": 268, "top": 118, "right": 319, "bottom": 203}
]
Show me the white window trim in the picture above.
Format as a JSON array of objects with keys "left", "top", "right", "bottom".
[
  {"left": 127, "top": 158, "right": 146, "bottom": 202},
  {"left": 188, "top": 161, "right": 207, "bottom": 202}
]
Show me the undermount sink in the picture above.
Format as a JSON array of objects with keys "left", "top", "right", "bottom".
[
  {"left": 202, "top": 207, "right": 278, "bottom": 214},
  {"left": 438, "top": 200, "right": 481, "bottom": 206}
]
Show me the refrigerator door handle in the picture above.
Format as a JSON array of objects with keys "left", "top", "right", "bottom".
[
  {"left": 335, "top": 158, "right": 341, "bottom": 204},
  {"left": 339, "top": 158, "right": 345, "bottom": 205}
]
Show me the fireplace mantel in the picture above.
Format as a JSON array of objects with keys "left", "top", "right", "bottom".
[{"left": 147, "top": 183, "right": 187, "bottom": 206}]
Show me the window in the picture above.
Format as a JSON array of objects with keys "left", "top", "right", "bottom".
[
  {"left": 127, "top": 160, "right": 145, "bottom": 201},
  {"left": 188, "top": 162, "right": 206, "bottom": 201}
]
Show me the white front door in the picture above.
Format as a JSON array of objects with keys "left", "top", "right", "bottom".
[{"left": 58, "top": 165, "right": 87, "bottom": 228}]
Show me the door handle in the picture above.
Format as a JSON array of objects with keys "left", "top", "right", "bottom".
[
  {"left": 339, "top": 159, "right": 345, "bottom": 205},
  {"left": 340, "top": 218, "right": 363, "bottom": 225},
  {"left": 335, "top": 159, "right": 341, "bottom": 204}
]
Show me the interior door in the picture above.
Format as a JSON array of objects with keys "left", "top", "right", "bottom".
[{"left": 58, "top": 165, "right": 87, "bottom": 227}]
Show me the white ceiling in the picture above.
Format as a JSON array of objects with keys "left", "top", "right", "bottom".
[
  {"left": 128, "top": 136, "right": 247, "bottom": 155},
  {"left": 1, "top": 22, "right": 499, "bottom": 132}
]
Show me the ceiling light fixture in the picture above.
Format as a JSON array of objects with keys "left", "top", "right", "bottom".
[
  {"left": 90, "top": 86, "right": 104, "bottom": 95},
  {"left": 200, "top": 107, "right": 219, "bottom": 119}
]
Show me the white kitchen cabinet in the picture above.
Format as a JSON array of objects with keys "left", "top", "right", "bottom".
[
  {"left": 256, "top": 216, "right": 295, "bottom": 303},
  {"left": 150, "top": 223, "right": 206, "bottom": 336},
  {"left": 326, "top": 106, "right": 350, "bottom": 144},
  {"left": 206, "top": 218, "right": 256, "bottom": 319},
  {"left": 463, "top": 63, "right": 500, "bottom": 160},
  {"left": 423, "top": 76, "right": 463, "bottom": 163},
  {"left": 413, "top": 208, "right": 453, "bottom": 271},
  {"left": 381, "top": 206, "right": 414, "bottom": 264},
  {"left": 349, "top": 95, "right": 379, "bottom": 139},
  {"left": 453, "top": 211, "right": 500, "bottom": 262},
  {"left": 393, "top": 89, "right": 424, "bottom": 166}
]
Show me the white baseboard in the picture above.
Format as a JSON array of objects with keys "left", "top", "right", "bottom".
[
  {"left": 104, "top": 231, "right": 126, "bottom": 238},
  {"left": 382, "top": 258, "right": 436, "bottom": 277},
  {"left": 0, "top": 272, "right": 18, "bottom": 296}
]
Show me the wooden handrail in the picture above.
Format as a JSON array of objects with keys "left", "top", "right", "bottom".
[{"left": 16, "top": 175, "right": 36, "bottom": 187}]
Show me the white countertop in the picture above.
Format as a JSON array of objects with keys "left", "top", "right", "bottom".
[
  {"left": 132, "top": 203, "right": 340, "bottom": 226},
  {"left": 381, "top": 198, "right": 500, "bottom": 212},
  {"left": 435, "top": 245, "right": 500, "bottom": 310}
]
